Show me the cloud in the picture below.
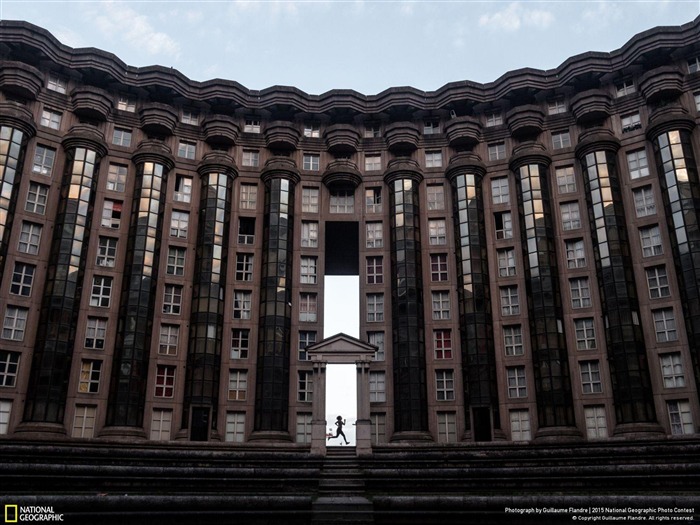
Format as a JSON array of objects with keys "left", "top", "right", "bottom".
[
  {"left": 52, "top": 27, "right": 85, "bottom": 48},
  {"left": 582, "top": 1, "right": 623, "bottom": 24},
  {"left": 479, "top": 2, "right": 554, "bottom": 32}
]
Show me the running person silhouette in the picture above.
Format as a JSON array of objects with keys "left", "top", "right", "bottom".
[{"left": 327, "top": 415, "right": 350, "bottom": 445}]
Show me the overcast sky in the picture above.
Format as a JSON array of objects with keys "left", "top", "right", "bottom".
[{"left": 3, "top": 1, "right": 698, "bottom": 96}]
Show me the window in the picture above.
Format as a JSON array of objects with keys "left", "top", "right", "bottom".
[
  {"left": 370, "top": 413, "right": 386, "bottom": 444},
  {"left": 329, "top": 190, "right": 354, "bottom": 213},
  {"left": 667, "top": 400, "right": 693, "bottom": 435},
  {"left": 181, "top": 110, "right": 198, "bottom": 125},
  {"left": 366, "top": 256, "right": 383, "bottom": 285},
  {"left": 547, "top": 98, "right": 566, "bottom": 115},
  {"left": 105, "top": 163, "right": 128, "bottom": 193},
  {"left": 235, "top": 253, "right": 254, "bottom": 281},
  {"left": 574, "top": 318, "right": 596, "bottom": 350},
  {"left": 300, "top": 293, "right": 318, "bottom": 322},
  {"left": 296, "top": 413, "right": 312, "bottom": 444},
  {"left": 25, "top": 182, "right": 49, "bottom": 215},
  {"left": 432, "top": 291, "right": 451, "bottom": 320},
  {"left": 298, "top": 331, "right": 316, "bottom": 361},
  {"left": 565, "top": 239, "right": 586, "bottom": 269},
  {"left": 428, "top": 219, "right": 446, "bottom": 245},
  {"left": 552, "top": 130, "right": 571, "bottom": 149},
  {"left": 302, "top": 187, "right": 319, "bottom": 213},
  {"left": 10, "top": 262, "right": 35, "bottom": 297},
  {"left": 301, "top": 221, "right": 319, "bottom": 247},
  {"left": 507, "top": 366, "right": 527, "bottom": 398},
  {"left": 584, "top": 406, "right": 608, "bottom": 439},
  {"left": 364, "top": 125, "right": 381, "bottom": 138},
  {"left": 0, "top": 351, "right": 20, "bottom": 386},
  {"left": 560, "top": 201, "right": 581, "bottom": 230},
  {"left": 423, "top": 120, "right": 440, "bottom": 134},
  {"left": 695, "top": 92, "right": 700, "bottom": 112},
  {"left": 430, "top": 254, "right": 448, "bottom": 281},
  {"left": 40, "top": 108, "right": 61, "bottom": 129},
  {"left": 570, "top": 278, "right": 592, "bottom": 309},
  {"left": 231, "top": 329, "right": 250, "bottom": 359},
  {"left": 426, "top": 185, "right": 445, "bottom": 210},
  {"left": 150, "top": 409, "right": 172, "bottom": 441},
  {"left": 437, "top": 412, "right": 457, "bottom": 443},
  {"left": 627, "top": 149, "right": 649, "bottom": 179},
  {"left": 616, "top": 79, "right": 636, "bottom": 97},
  {"left": 510, "top": 409, "right": 531, "bottom": 441},
  {"left": 425, "top": 151, "right": 443, "bottom": 168},
  {"left": 239, "top": 184, "right": 257, "bottom": 210},
  {"left": 47, "top": 73, "right": 67, "bottom": 93},
  {"left": 367, "top": 294, "right": 384, "bottom": 322},
  {"left": 167, "top": 247, "right": 186, "bottom": 276},
  {"left": 85, "top": 317, "right": 107, "bottom": 350},
  {"left": 366, "top": 222, "right": 383, "bottom": 248},
  {"left": 646, "top": 266, "right": 671, "bottom": 299},
  {"left": 94, "top": 236, "right": 118, "bottom": 268},
  {"left": 233, "top": 291, "right": 252, "bottom": 320},
  {"left": 177, "top": 140, "right": 196, "bottom": 160},
  {"left": 112, "top": 128, "right": 132, "bottom": 147},
  {"left": 32, "top": 145, "right": 56, "bottom": 176},
  {"left": 365, "top": 154, "right": 381, "bottom": 171},
  {"left": 633, "top": 185, "right": 656, "bottom": 217},
  {"left": 174, "top": 175, "right": 192, "bottom": 203},
  {"left": 303, "top": 154, "right": 320, "bottom": 171},
  {"left": 298, "top": 371, "right": 313, "bottom": 402},
  {"left": 640, "top": 225, "right": 663, "bottom": 257},
  {"left": 488, "top": 142, "right": 506, "bottom": 161},
  {"left": 621, "top": 112, "right": 642, "bottom": 132},
  {"left": 368, "top": 332, "right": 385, "bottom": 361},
  {"left": 225, "top": 412, "right": 246, "bottom": 442},
  {"left": 365, "top": 188, "right": 382, "bottom": 213},
  {"left": 303, "top": 123, "right": 320, "bottom": 138},
  {"left": 17, "top": 222, "right": 42, "bottom": 254},
  {"left": 78, "top": 360, "right": 102, "bottom": 393},
  {"left": 228, "top": 370, "right": 248, "bottom": 401},
  {"left": 159, "top": 324, "right": 179, "bottom": 356},
  {"left": 238, "top": 217, "right": 255, "bottom": 245},
  {"left": 491, "top": 177, "right": 509, "bottom": 204},
  {"left": 503, "top": 325, "right": 524, "bottom": 356},
  {"left": 117, "top": 96, "right": 135, "bottom": 112},
  {"left": 485, "top": 112, "right": 503, "bottom": 127},
  {"left": 653, "top": 308, "right": 677, "bottom": 343},
  {"left": 494, "top": 212, "right": 513, "bottom": 240},
  {"left": 689, "top": 57, "right": 700, "bottom": 73},
  {"left": 239, "top": 149, "right": 260, "bottom": 168},
  {"left": 90, "top": 276, "right": 113, "bottom": 308},
  {"left": 72, "top": 405, "right": 96, "bottom": 438},
  {"left": 300, "top": 256, "right": 318, "bottom": 284},
  {"left": 580, "top": 361, "right": 602, "bottom": 394},
  {"left": 155, "top": 365, "right": 176, "bottom": 398},
  {"left": 556, "top": 166, "right": 576, "bottom": 194},
  {"left": 162, "top": 284, "right": 183, "bottom": 315},
  {"left": 497, "top": 248, "right": 516, "bottom": 277},
  {"left": 101, "top": 200, "right": 123, "bottom": 229},
  {"left": 170, "top": 211, "right": 189, "bottom": 238},
  {"left": 369, "top": 371, "right": 386, "bottom": 402},
  {"left": 660, "top": 353, "right": 685, "bottom": 388},
  {"left": 434, "top": 330, "right": 452, "bottom": 359},
  {"left": 244, "top": 119, "right": 261, "bottom": 133},
  {"left": 500, "top": 286, "right": 519, "bottom": 316},
  {"left": 435, "top": 370, "right": 455, "bottom": 401}
]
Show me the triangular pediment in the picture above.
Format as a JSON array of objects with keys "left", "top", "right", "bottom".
[{"left": 306, "top": 332, "right": 376, "bottom": 360}]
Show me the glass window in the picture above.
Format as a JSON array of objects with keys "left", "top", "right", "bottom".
[
  {"left": 329, "top": 189, "right": 354, "bottom": 213},
  {"left": 428, "top": 219, "right": 446, "bottom": 245},
  {"left": 689, "top": 57, "right": 700, "bottom": 73},
  {"left": 150, "top": 409, "right": 173, "bottom": 441},
  {"left": 570, "top": 277, "right": 592, "bottom": 309},
  {"left": 238, "top": 217, "right": 255, "bottom": 244},
  {"left": 366, "top": 256, "right": 383, "bottom": 285},
  {"left": 235, "top": 253, "right": 254, "bottom": 281},
  {"left": 510, "top": 410, "right": 531, "bottom": 441},
  {"left": 244, "top": 119, "right": 261, "bottom": 133},
  {"left": 426, "top": 185, "right": 445, "bottom": 210},
  {"left": 228, "top": 370, "right": 248, "bottom": 401},
  {"left": 296, "top": 413, "right": 312, "bottom": 443},
  {"left": 584, "top": 406, "right": 608, "bottom": 439},
  {"left": 2, "top": 307, "right": 28, "bottom": 341},
  {"left": 646, "top": 265, "right": 671, "bottom": 299},
  {"left": 616, "top": 79, "right": 636, "bottom": 97},
  {"left": 301, "top": 221, "right": 319, "bottom": 247},
  {"left": 242, "top": 150, "right": 259, "bottom": 167},
  {"left": 491, "top": 177, "right": 509, "bottom": 204},
  {"left": 302, "top": 154, "right": 320, "bottom": 171},
  {"left": 181, "top": 110, "right": 198, "bottom": 125},
  {"left": 552, "top": 131, "right": 571, "bottom": 149},
  {"left": 425, "top": 151, "right": 443, "bottom": 168},
  {"left": 556, "top": 166, "right": 576, "bottom": 194},
  {"left": 368, "top": 332, "right": 385, "bottom": 361},
  {"left": 497, "top": 248, "right": 516, "bottom": 277},
  {"left": 364, "top": 125, "right": 381, "bottom": 138},
  {"left": 112, "top": 128, "right": 132, "bottom": 147},
  {"left": 434, "top": 329, "right": 452, "bottom": 359},
  {"left": 233, "top": 291, "right": 252, "bottom": 320},
  {"left": 507, "top": 366, "right": 527, "bottom": 398},
  {"left": 72, "top": 404, "right": 96, "bottom": 438},
  {"left": 300, "top": 256, "right": 318, "bottom": 284},
  {"left": 47, "top": 73, "right": 67, "bottom": 93},
  {"left": 303, "top": 123, "right": 320, "bottom": 138},
  {"left": 366, "top": 222, "right": 383, "bottom": 248},
  {"left": 107, "top": 164, "right": 128, "bottom": 192},
  {"left": 32, "top": 145, "right": 56, "bottom": 176},
  {"left": 167, "top": 247, "right": 187, "bottom": 276},
  {"left": 561, "top": 201, "right": 581, "bottom": 230},
  {"left": 488, "top": 142, "right": 506, "bottom": 161},
  {"left": 225, "top": 412, "right": 246, "bottom": 443},
  {"left": 158, "top": 324, "right": 179, "bottom": 356},
  {"left": 177, "top": 140, "right": 196, "bottom": 159},
  {"left": 40, "top": 109, "right": 62, "bottom": 129},
  {"left": 621, "top": 112, "right": 642, "bottom": 132},
  {"left": 117, "top": 96, "right": 136, "bottom": 112},
  {"left": 369, "top": 371, "right": 386, "bottom": 402},
  {"left": 18, "top": 222, "right": 42, "bottom": 254},
  {"left": 298, "top": 331, "right": 316, "bottom": 361},
  {"left": 162, "top": 284, "right": 183, "bottom": 315},
  {"left": 565, "top": 239, "right": 586, "bottom": 269},
  {"left": 633, "top": 185, "right": 656, "bottom": 217},
  {"left": 155, "top": 365, "right": 176, "bottom": 398},
  {"left": 231, "top": 328, "right": 250, "bottom": 359},
  {"left": 174, "top": 175, "right": 192, "bottom": 203},
  {"left": 640, "top": 225, "right": 663, "bottom": 257},
  {"left": 0, "top": 400, "right": 11, "bottom": 433},
  {"left": 10, "top": 262, "right": 35, "bottom": 297},
  {"left": 503, "top": 325, "right": 523, "bottom": 356},
  {"left": 85, "top": 317, "right": 107, "bottom": 350},
  {"left": 431, "top": 291, "right": 450, "bottom": 320},
  {"left": 500, "top": 286, "right": 519, "bottom": 316},
  {"left": 580, "top": 360, "right": 602, "bottom": 393},
  {"left": 437, "top": 412, "right": 457, "bottom": 443},
  {"left": 485, "top": 112, "right": 502, "bottom": 127},
  {"left": 170, "top": 211, "right": 189, "bottom": 238},
  {"left": 627, "top": 149, "right": 649, "bottom": 179},
  {"left": 239, "top": 184, "right": 258, "bottom": 210},
  {"left": 90, "top": 276, "right": 113, "bottom": 308},
  {"left": 78, "top": 360, "right": 102, "bottom": 393},
  {"left": 101, "top": 199, "right": 122, "bottom": 229},
  {"left": 297, "top": 371, "right": 313, "bottom": 402},
  {"left": 430, "top": 254, "right": 448, "bottom": 281},
  {"left": 367, "top": 293, "right": 384, "bottom": 322},
  {"left": 547, "top": 98, "right": 566, "bottom": 115},
  {"left": 435, "top": 370, "right": 455, "bottom": 401},
  {"left": 302, "top": 187, "right": 319, "bottom": 213},
  {"left": 423, "top": 120, "right": 440, "bottom": 135},
  {"left": 96, "top": 236, "right": 118, "bottom": 267},
  {"left": 25, "top": 182, "right": 49, "bottom": 215},
  {"left": 660, "top": 353, "right": 685, "bottom": 388},
  {"left": 365, "top": 154, "right": 381, "bottom": 171},
  {"left": 300, "top": 293, "right": 318, "bottom": 322},
  {"left": 574, "top": 318, "right": 596, "bottom": 350},
  {"left": 494, "top": 212, "right": 513, "bottom": 240},
  {"left": 667, "top": 400, "right": 693, "bottom": 435},
  {"left": 365, "top": 187, "right": 382, "bottom": 213},
  {"left": 0, "top": 351, "right": 20, "bottom": 387},
  {"left": 653, "top": 308, "right": 677, "bottom": 343}
]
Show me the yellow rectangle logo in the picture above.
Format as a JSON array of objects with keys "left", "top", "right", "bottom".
[{"left": 4, "top": 504, "right": 18, "bottom": 523}]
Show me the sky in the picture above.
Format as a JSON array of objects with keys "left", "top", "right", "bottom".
[{"left": 2, "top": 1, "right": 699, "bottom": 96}]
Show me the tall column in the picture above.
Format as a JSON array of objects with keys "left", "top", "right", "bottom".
[
  {"left": 384, "top": 159, "right": 430, "bottom": 441},
  {"left": 355, "top": 359, "right": 373, "bottom": 455},
  {"left": 510, "top": 145, "right": 580, "bottom": 441},
  {"left": 103, "top": 141, "right": 173, "bottom": 437},
  {"left": 182, "top": 153, "right": 236, "bottom": 441},
  {"left": 310, "top": 360, "right": 327, "bottom": 455},
  {"left": 445, "top": 153, "right": 501, "bottom": 441},
  {"left": 251, "top": 158, "right": 299, "bottom": 441},
  {"left": 648, "top": 117, "right": 700, "bottom": 404},
  {"left": 21, "top": 128, "right": 107, "bottom": 434},
  {"left": 577, "top": 133, "right": 661, "bottom": 435}
]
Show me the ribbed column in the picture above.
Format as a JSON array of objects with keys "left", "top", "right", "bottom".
[
  {"left": 384, "top": 159, "right": 430, "bottom": 441},
  {"left": 446, "top": 153, "right": 501, "bottom": 441},
  {"left": 510, "top": 145, "right": 580, "bottom": 441},
  {"left": 103, "top": 142, "right": 173, "bottom": 437},
  {"left": 648, "top": 118, "right": 700, "bottom": 405},
  {"left": 21, "top": 131, "right": 106, "bottom": 434},
  {"left": 182, "top": 154, "right": 236, "bottom": 441},
  {"left": 577, "top": 133, "right": 661, "bottom": 435},
  {"left": 250, "top": 158, "right": 299, "bottom": 441}
]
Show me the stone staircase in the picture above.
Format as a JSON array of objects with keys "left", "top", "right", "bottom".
[{"left": 312, "top": 447, "right": 374, "bottom": 524}]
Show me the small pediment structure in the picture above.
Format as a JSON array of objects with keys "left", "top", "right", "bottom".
[{"left": 306, "top": 332, "right": 376, "bottom": 364}]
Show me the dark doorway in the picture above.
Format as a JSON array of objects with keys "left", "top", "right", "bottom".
[
  {"left": 190, "top": 407, "right": 210, "bottom": 441},
  {"left": 325, "top": 222, "right": 359, "bottom": 275},
  {"left": 473, "top": 407, "right": 493, "bottom": 442}
]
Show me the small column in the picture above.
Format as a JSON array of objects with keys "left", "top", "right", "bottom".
[
  {"left": 355, "top": 360, "right": 372, "bottom": 455},
  {"left": 310, "top": 360, "right": 327, "bottom": 455}
]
